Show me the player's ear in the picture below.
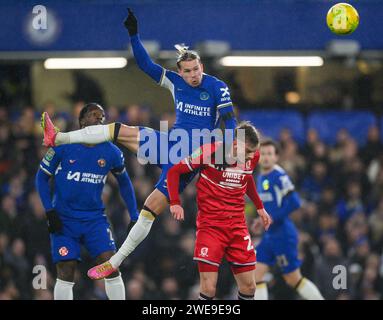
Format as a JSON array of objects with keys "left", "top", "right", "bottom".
[{"left": 200, "top": 62, "right": 204, "bottom": 72}]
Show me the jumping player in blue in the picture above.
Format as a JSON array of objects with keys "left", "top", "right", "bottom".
[
  {"left": 36, "top": 103, "right": 139, "bottom": 299},
  {"left": 41, "top": 8, "right": 236, "bottom": 280},
  {"left": 254, "top": 139, "right": 324, "bottom": 300}
]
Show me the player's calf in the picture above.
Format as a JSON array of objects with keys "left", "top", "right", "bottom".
[
  {"left": 283, "top": 269, "right": 324, "bottom": 300},
  {"left": 198, "top": 263, "right": 219, "bottom": 299}
]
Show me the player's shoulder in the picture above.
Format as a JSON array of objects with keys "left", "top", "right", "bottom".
[
  {"left": 274, "top": 164, "right": 287, "bottom": 174},
  {"left": 46, "top": 144, "right": 66, "bottom": 156},
  {"left": 164, "top": 69, "right": 182, "bottom": 82},
  {"left": 103, "top": 141, "right": 123, "bottom": 155},
  {"left": 270, "top": 165, "right": 289, "bottom": 179},
  {"left": 273, "top": 165, "right": 295, "bottom": 185},
  {"left": 190, "top": 141, "right": 220, "bottom": 158},
  {"left": 204, "top": 73, "right": 228, "bottom": 87},
  {"left": 196, "top": 141, "right": 218, "bottom": 153},
  {"left": 51, "top": 144, "right": 66, "bottom": 151}
]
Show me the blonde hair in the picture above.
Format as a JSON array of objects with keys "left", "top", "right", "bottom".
[{"left": 174, "top": 43, "right": 201, "bottom": 68}]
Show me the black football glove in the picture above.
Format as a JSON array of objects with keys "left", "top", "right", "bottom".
[
  {"left": 124, "top": 8, "right": 138, "bottom": 36},
  {"left": 46, "top": 210, "right": 63, "bottom": 234}
]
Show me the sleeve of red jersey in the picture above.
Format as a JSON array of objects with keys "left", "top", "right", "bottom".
[
  {"left": 167, "top": 143, "right": 216, "bottom": 206},
  {"left": 184, "top": 143, "right": 217, "bottom": 171},
  {"left": 246, "top": 175, "right": 264, "bottom": 210},
  {"left": 167, "top": 161, "right": 192, "bottom": 206}
]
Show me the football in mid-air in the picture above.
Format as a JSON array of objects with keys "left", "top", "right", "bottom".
[{"left": 327, "top": 3, "right": 359, "bottom": 35}]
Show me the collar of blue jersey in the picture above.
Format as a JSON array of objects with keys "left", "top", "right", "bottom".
[{"left": 199, "top": 73, "right": 207, "bottom": 87}]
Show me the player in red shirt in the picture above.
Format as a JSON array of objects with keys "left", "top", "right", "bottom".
[{"left": 167, "top": 122, "right": 272, "bottom": 300}]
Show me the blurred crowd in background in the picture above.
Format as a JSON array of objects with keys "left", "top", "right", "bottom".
[{"left": 0, "top": 102, "right": 383, "bottom": 300}]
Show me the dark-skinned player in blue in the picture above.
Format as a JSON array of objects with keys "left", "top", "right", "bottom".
[
  {"left": 41, "top": 9, "right": 236, "bottom": 280},
  {"left": 36, "top": 103, "right": 139, "bottom": 299}
]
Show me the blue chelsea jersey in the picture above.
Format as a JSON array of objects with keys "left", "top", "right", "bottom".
[
  {"left": 39, "top": 142, "right": 125, "bottom": 220},
  {"left": 257, "top": 165, "right": 301, "bottom": 235},
  {"left": 159, "top": 70, "right": 233, "bottom": 134}
]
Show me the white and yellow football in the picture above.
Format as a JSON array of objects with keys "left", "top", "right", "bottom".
[{"left": 327, "top": 3, "right": 359, "bottom": 35}]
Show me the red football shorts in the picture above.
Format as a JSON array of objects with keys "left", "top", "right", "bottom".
[{"left": 194, "top": 222, "right": 256, "bottom": 273}]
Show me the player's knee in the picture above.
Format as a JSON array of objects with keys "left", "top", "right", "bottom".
[
  {"left": 239, "top": 279, "right": 256, "bottom": 295},
  {"left": 119, "top": 123, "right": 138, "bottom": 138},
  {"left": 283, "top": 272, "right": 302, "bottom": 288},
  {"left": 286, "top": 279, "right": 300, "bottom": 288},
  {"left": 56, "top": 261, "right": 77, "bottom": 282}
]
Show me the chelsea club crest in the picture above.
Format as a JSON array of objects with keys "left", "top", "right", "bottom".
[{"left": 200, "top": 92, "right": 209, "bottom": 100}]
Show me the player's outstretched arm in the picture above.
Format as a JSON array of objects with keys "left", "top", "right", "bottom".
[
  {"left": 217, "top": 107, "right": 236, "bottom": 132},
  {"left": 124, "top": 8, "right": 163, "bottom": 83},
  {"left": 246, "top": 175, "right": 272, "bottom": 230},
  {"left": 214, "top": 81, "right": 236, "bottom": 142},
  {"left": 35, "top": 169, "right": 53, "bottom": 212},
  {"left": 113, "top": 169, "right": 139, "bottom": 222},
  {"left": 167, "top": 160, "right": 195, "bottom": 221},
  {"left": 246, "top": 175, "right": 264, "bottom": 210},
  {"left": 35, "top": 169, "right": 63, "bottom": 233}
]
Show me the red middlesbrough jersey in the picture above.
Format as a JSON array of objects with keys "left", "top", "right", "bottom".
[{"left": 184, "top": 142, "right": 260, "bottom": 226}]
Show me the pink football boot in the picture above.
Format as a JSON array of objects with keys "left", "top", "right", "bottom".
[
  {"left": 87, "top": 261, "right": 117, "bottom": 280},
  {"left": 41, "top": 112, "right": 58, "bottom": 147}
]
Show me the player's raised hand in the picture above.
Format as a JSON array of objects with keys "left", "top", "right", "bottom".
[
  {"left": 257, "top": 208, "right": 272, "bottom": 231},
  {"left": 124, "top": 8, "right": 138, "bottom": 36},
  {"left": 170, "top": 205, "right": 184, "bottom": 221}
]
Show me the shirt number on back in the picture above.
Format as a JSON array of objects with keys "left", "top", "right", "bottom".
[{"left": 276, "top": 255, "right": 289, "bottom": 268}]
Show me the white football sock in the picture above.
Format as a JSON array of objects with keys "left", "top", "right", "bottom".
[
  {"left": 54, "top": 278, "right": 75, "bottom": 300},
  {"left": 296, "top": 278, "right": 324, "bottom": 300},
  {"left": 55, "top": 124, "right": 113, "bottom": 145},
  {"left": 105, "top": 274, "right": 125, "bottom": 300},
  {"left": 109, "top": 210, "right": 155, "bottom": 268},
  {"left": 254, "top": 282, "right": 268, "bottom": 300},
  {"left": 238, "top": 291, "right": 255, "bottom": 300}
]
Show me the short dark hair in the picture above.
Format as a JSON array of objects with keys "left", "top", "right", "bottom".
[
  {"left": 260, "top": 138, "right": 280, "bottom": 155},
  {"left": 175, "top": 44, "right": 201, "bottom": 69},
  {"left": 78, "top": 103, "right": 103, "bottom": 126},
  {"left": 235, "top": 121, "right": 260, "bottom": 147}
]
